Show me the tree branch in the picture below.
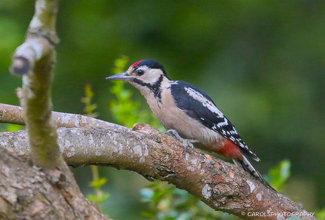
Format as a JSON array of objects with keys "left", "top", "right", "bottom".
[
  {"left": 3, "top": 1, "right": 111, "bottom": 219},
  {"left": 9, "top": 0, "right": 62, "bottom": 168},
  {"left": 0, "top": 103, "right": 25, "bottom": 125},
  {"left": 0, "top": 146, "right": 111, "bottom": 220},
  {"left": 0, "top": 112, "right": 315, "bottom": 220},
  {"left": 0, "top": 103, "right": 115, "bottom": 129}
]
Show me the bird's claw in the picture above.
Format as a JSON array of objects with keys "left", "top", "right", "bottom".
[
  {"left": 166, "top": 129, "right": 198, "bottom": 149},
  {"left": 182, "top": 140, "right": 195, "bottom": 149},
  {"left": 166, "top": 129, "right": 182, "bottom": 139}
]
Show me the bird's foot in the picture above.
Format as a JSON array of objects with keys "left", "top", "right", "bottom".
[{"left": 166, "top": 129, "right": 198, "bottom": 149}]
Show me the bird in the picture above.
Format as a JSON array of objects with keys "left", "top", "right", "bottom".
[{"left": 106, "top": 59, "right": 274, "bottom": 190}]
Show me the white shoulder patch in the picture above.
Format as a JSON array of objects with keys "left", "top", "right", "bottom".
[
  {"left": 165, "top": 80, "right": 178, "bottom": 89},
  {"left": 184, "top": 87, "right": 224, "bottom": 117}
]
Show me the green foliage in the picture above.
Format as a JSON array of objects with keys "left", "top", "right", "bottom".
[
  {"left": 266, "top": 160, "right": 291, "bottom": 192},
  {"left": 89, "top": 177, "right": 107, "bottom": 189},
  {"left": 316, "top": 209, "right": 325, "bottom": 220},
  {"left": 82, "top": 84, "right": 109, "bottom": 209},
  {"left": 140, "top": 181, "right": 239, "bottom": 220},
  {"left": 109, "top": 56, "right": 163, "bottom": 130},
  {"left": 109, "top": 56, "right": 137, "bottom": 127},
  {"left": 81, "top": 84, "right": 99, "bottom": 118},
  {"left": 1, "top": 124, "right": 22, "bottom": 132},
  {"left": 87, "top": 164, "right": 110, "bottom": 206},
  {"left": 87, "top": 193, "right": 110, "bottom": 204}
]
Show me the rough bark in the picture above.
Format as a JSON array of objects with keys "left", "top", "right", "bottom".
[
  {"left": 0, "top": 114, "right": 316, "bottom": 220},
  {"left": 0, "top": 147, "right": 110, "bottom": 220}
]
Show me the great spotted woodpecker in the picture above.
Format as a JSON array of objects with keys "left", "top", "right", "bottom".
[{"left": 106, "top": 59, "right": 274, "bottom": 190}]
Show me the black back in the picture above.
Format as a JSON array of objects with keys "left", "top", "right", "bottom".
[{"left": 170, "top": 81, "right": 258, "bottom": 159}]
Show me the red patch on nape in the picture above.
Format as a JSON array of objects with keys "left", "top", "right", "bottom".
[
  {"left": 132, "top": 60, "right": 144, "bottom": 67},
  {"left": 216, "top": 139, "right": 243, "bottom": 159}
]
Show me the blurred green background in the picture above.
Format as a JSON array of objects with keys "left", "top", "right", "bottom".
[{"left": 1, "top": 0, "right": 324, "bottom": 219}]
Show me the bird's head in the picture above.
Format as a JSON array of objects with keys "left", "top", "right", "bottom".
[{"left": 106, "top": 60, "right": 169, "bottom": 89}]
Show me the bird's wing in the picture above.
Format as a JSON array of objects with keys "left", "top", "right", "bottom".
[{"left": 170, "top": 81, "right": 259, "bottom": 161}]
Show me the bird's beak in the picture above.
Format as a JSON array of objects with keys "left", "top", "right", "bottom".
[{"left": 106, "top": 72, "right": 133, "bottom": 81}]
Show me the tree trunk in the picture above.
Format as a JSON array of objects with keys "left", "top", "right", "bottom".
[{"left": 0, "top": 146, "right": 110, "bottom": 220}]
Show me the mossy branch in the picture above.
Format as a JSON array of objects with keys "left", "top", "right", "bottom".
[{"left": 10, "top": 0, "right": 62, "bottom": 168}]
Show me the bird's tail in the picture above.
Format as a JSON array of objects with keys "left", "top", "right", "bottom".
[{"left": 233, "top": 154, "right": 275, "bottom": 191}]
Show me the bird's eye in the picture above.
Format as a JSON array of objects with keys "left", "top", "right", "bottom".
[{"left": 137, "top": 70, "right": 144, "bottom": 76}]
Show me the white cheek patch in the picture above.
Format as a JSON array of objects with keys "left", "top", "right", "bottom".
[
  {"left": 184, "top": 87, "right": 224, "bottom": 118},
  {"left": 147, "top": 69, "right": 164, "bottom": 84},
  {"left": 136, "top": 66, "right": 163, "bottom": 84}
]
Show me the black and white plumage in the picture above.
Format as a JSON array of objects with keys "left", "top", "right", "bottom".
[
  {"left": 169, "top": 81, "right": 259, "bottom": 160},
  {"left": 106, "top": 59, "right": 274, "bottom": 190}
]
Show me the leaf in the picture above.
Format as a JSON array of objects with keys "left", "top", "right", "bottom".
[
  {"left": 268, "top": 160, "right": 291, "bottom": 191},
  {"left": 85, "top": 84, "right": 94, "bottom": 98},
  {"left": 87, "top": 193, "right": 110, "bottom": 203},
  {"left": 89, "top": 177, "right": 107, "bottom": 189},
  {"left": 6, "top": 124, "right": 22, "bottom": 132},
  {"left": 82, "top": 84, "right": 98, "bottom": 117}
]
